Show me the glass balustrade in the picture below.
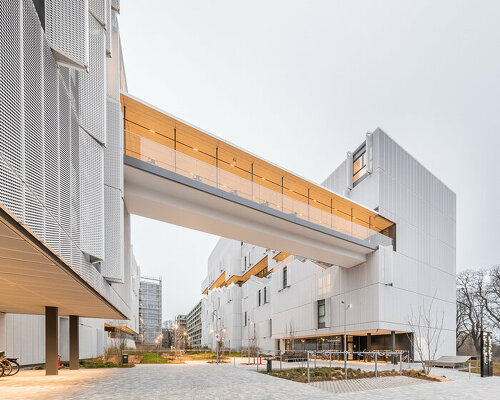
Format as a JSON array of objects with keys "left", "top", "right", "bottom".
[{"left": 124, "top": 130, "right": 392, "bottom": 248}]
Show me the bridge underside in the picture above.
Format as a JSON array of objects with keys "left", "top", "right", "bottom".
[{"left": 124, "top": 158, "right": 375, "bottom": 268}]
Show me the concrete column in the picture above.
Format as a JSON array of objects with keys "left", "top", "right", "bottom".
[
  {"left": 45, "top": 306, "right": 58, "bottom": 375},
  {"left": 367, "top": 333, "right": 372, "bottom": 362},
  {"left": 69, "top": 315, "right": 79, "bottom": 370},
  {"left": 391, "top": 330, "right": 396, "bottom": 364}
]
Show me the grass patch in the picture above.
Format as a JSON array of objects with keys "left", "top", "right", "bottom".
[
  {"left": 261, "top": 367, "right": 442, "bottom": 383},
  {"left": 459, "top": 360, "right": 500, "bottom": 376},
  {"left": 81, "top": 361, "right": 134, "bottom": 368},
  {"left": 140, "top": 352, "right": 176, "bottom": 364},
  {"left": 190, "top": 352, "right": 228, "bottom": 361}
]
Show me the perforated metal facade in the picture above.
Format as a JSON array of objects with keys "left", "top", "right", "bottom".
[
  {"left": 45, "top": 0, "right": 89, "bottom": 69},
  {"left": 0, "top": 0, "right": 128, "bottom": 321}
]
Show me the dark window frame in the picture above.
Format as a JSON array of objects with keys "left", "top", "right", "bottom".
[
  {"left": 318, "top": 299, "right": 326, "bottom": 329},
  {"left": 283, "top": 266, "right": 288, "bottom": 289}
]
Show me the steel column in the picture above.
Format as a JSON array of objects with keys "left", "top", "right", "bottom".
[
  {"left": 45, "top": 306, "right": 58, "bottom": 375},
  {"left": 69, "top": 315, "right": 79, "bottom": 370}
]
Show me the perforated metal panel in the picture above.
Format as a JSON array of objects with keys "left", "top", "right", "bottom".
[
  {"left": 22, "top": 0, "right": 44, "bottom": 239},
  {"left": 70, "top": 109, "right": 81, "bottom": 261},
  {"left": 0, "top": 0, "right": 23, "bottom": 220},
  {"left": 89, "top": 0, "right": 106, "bottom": 26},
  {"left": 79, "top": 129, "right": 104, "bottom": 260},
  {"left": 102, "top": 185, "right": 124, "bottom": 282},
  {"left": 106, "top": 12, "right": 120, "bottom": 100},
  {"left": 43, "top": 40, "right": 61, "bottom": 254},
  {"left": 105, "top": 0, "right": 112, "bottom": 57},
  {"left": 45, "top": 0, "right": 89, "bottom": 69},
  {"left": 79, "top": 14, "right": 106, "bottom": 145},
  {"left": 104, "top": 98, "right": 123, "bottom": 191},
  {"left": 59, "top": 75, "right": 72, "bottom": 264}
]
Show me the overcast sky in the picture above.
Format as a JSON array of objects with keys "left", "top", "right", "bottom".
[{"left": 119, "top": 0, "right": 500, "bottom": 321}]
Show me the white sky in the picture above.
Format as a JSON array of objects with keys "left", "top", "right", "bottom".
[{"left": 119, "top": 0, "right": 500, "bottom": 321}]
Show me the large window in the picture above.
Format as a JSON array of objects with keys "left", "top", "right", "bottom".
[
  {"left": 257, "top": 290, "right": 261, "bottom": 306},
  {"left": 283, "top": 266, "right": 288, "bottom": 289},
  {"left": 353, "top": 145, "right": 367, "bottom": 186},
  {"left": 264, "top": 287, "right": 267, "bottom": 304},
  {"left": 318, "top": 299, "right": 326, "bottom": 329}
]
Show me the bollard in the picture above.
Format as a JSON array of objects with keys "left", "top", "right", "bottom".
[
  {"left": 234, "top": 356, "right": 236, "bottom": 368},
  {"left": 344, "top": 351, "right": 348, "bottom": 381},
  {"left": 314, "top": 352, "right": 317, "bottom": 368},
  {"left": 399, "top": 353, "right": 402, "bottom": 375},
  {"left": 330, "top": 352, "right": 332, "bottom": 368},
  {"left": 468, "top": 359, "right": 471, "bottom": 380},
  {"left": 280, "top": 351, "right": 282, "bottom": 371},
  {"left": 375, "top": 353, "right": 378, "bottom": 377},
  {"left": 307, "top": 352, "right": 310, "bottom": 383}
]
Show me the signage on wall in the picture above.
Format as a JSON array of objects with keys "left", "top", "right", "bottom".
[{"left": 480, "top": 331, "right": 493, "bottom": 377}]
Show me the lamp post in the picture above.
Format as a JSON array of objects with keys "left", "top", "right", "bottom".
[{"left": 341, "top": 300, "right": 352, "bottom": 380}]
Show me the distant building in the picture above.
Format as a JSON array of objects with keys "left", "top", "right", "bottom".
[
  {"left": 187, "top": 301, "right": 203, "bottom": 348},
  {"left": 175, "top": 314, "right": 187, "bottom": 331},
  {"left": 139, "top": 277, "right": 162, "bottom": 344}
]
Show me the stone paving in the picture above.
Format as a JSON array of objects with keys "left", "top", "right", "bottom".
[{"left": 1, "top": 360, "right": 499, "bottom": 399}]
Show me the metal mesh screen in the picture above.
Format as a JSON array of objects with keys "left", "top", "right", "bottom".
[
  {"left": 89, "top": 0, "right": 106, "bottom": 26},
  {"left": 111, "top": 0, "right": 120, "bottom": 13},
  {"left": 105, "top": 0, "right": 112, "bottom": 57},
  {"left": 102, "top": 185, "right": 124, "bottom": 282},
  {"left": 43, "top": 40, "right": 61, "bottom": 254},
  {"left": 104, "top": 98, "right": 123, "bottom": 191},
  {"left": 0, "top": 0, "right": 24, "bottom": 220},
  {"left": 59, "top": 74, "right": 72, "bottom": 264},
  {"left": 70, "top": 110, "right": 81, "bottom": 271},
  {"left": 22, "top": 0, "right": 45, "bottom": 239},
  {"left": 79, "top": 14, "right": 106, "bottom": 145},
  {"left": 79, "top": 129, "right": 104, "bottom": 260},
  {"left": 106, "top": 11, "right": 120, "bottom": 101},
  {"left": 45, "top": 0, "right": 89, "bottom": 69}
]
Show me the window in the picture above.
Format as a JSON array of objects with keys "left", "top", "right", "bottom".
[
  {"left": 353, "top": 146, "right": 368, "bottom": 186},
  {"left": 244, "top": 311, "right": 247, "bottom": 326},
  {"left": 268, "top": 319, "right": 272, "bottom": 337},
  {"left": 258, "top": 290, "right": 261, "bottom": 306},
  {"left": 318, "top": 299, "right": 326, "bottom": 329},
  {"left": 283, "top": 266, "right": 288, "bottom": 289},
  {"left": 263, "top": 287, "right": 267, "bottom": 304}
]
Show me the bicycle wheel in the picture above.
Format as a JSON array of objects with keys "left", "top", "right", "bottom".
[
  {"left": 2, "top": 360, "right": 12, "bottom": 376},
  {"left": 8, "top": 360, "right": 20, "bottom": 376},
  {"left": 0, "top": 362, "right": 4, "bottom": 377}
]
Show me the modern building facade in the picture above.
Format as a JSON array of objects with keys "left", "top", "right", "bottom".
[
  {"left": 138, "top": 276, "right": 162, "bottom": 344},
  {"left": 201, "top": 130, "right": 456, "bottom": 360},
  {"left": 0, "top": 0, "right": 455, "bottom": 373},
  {"left": 186, "top": 300, "right": 202, "bottom": 348},
  {"left": 0, "top": 0, "right": 140, "bottom": 372}
]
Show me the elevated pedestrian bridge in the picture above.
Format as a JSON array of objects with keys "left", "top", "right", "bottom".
[{"left": 121, "top": 93, "right": 394, "bottom": 268}]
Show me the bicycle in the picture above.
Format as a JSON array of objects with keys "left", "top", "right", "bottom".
[{"left": 0, "top": 351, "right": 20, "bottom": 377}]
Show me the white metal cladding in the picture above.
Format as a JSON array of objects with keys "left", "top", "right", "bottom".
[
  {"left": 79, "top": 14, "right": 106, "bottom": 145},
  {"left": 106, "top": 12, "right": 120, "bottom": 100},
  {"left": 89, "top": 0, "right": 107, "bottom": 26},
  {"left": 59, "top": 75, "right": 72, "bottom": 264},
  {"left": 102, "top": 185, "right": 124, "bottom": 282},
  {"left": 45, "top": 0, "right": 89, "bottom": 70},
  {"left": 105, "top": 0, "right": 112, "bottom": 57},
  {"left": 70, "top": 111, "right": 81, "bottom": 270},
  {"left": 22, "top": 0, "right": 45, "bottom": 239},
  {"left": 104, "top": 98, "right": 123, "bottom": 191},
  {"left": 0, "top": 0, "right": 24, "bottom": 220},
  {"left": 43, "top": 40, "right": 61, "bottom": 254},
  {"left": 79, "top": 128, "right": 105, "bottom": 260}
]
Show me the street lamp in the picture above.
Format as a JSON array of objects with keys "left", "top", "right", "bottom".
[{"left": 341, "top": 300, "right": 352, "bottom": 380}]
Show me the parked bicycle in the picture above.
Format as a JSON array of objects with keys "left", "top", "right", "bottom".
[{"left": 0, "top": 351, "right": 20, "bottom": 377}]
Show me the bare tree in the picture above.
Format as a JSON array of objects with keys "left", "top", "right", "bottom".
[
  {"left": 456, "top": 269, "right": 492, "bottom": 355},
  {"left": 407, "top": 296, "right": 445, "bottom": 375},
  {"left": 482, "top": 265, "right": 500, "bottom": 330},
  {"left": 286, "top": 320, "right": 296, "bottom": 351}
]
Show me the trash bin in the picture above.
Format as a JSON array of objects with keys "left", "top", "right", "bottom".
[
  {"left": 122, "top": 354, "right": 129, "bottom": 364},
  {"left": 267, "top": 359, "right": 272, "bottom": 372}
]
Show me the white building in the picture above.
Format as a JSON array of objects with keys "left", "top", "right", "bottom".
[{"left": 201, "top": 130, "right": 456, "bottom": 360}]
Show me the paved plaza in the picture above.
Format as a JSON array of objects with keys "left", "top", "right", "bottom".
[{"left": 1, "top": 361, "right": 499, "bottom": 399}]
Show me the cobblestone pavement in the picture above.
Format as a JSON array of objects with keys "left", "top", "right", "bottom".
[
  {"left": 310, "top": 375, "right": 425, "bottom": 393},
  {"left": 1, "top": 362, "right": 499, "bottom": 399}
]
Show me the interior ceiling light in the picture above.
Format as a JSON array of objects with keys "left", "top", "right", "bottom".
[{"left": 193, "top": 148, "right": 199, "bottom": 152}]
